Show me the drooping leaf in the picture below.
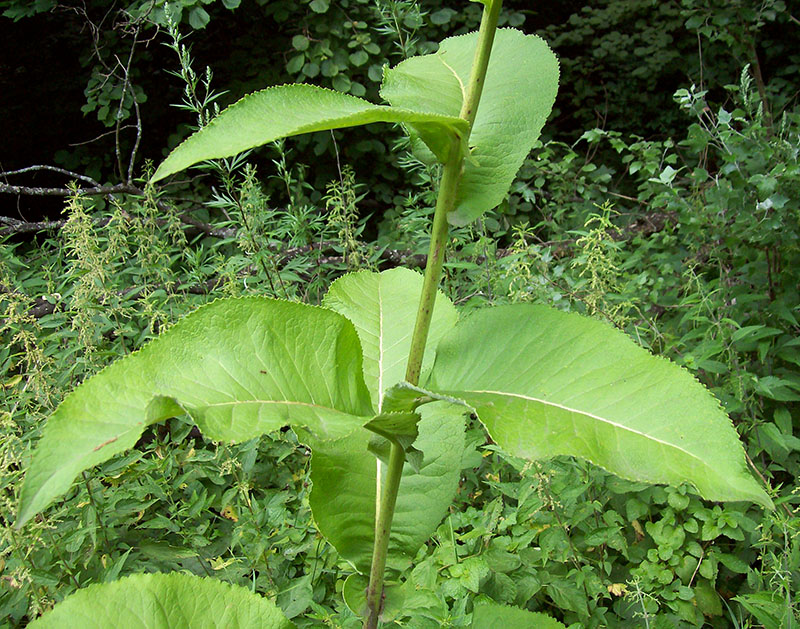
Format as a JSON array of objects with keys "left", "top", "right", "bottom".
[
  {"left": 425, "top": 305, "right": 773, "bottom": 509},
  {"left": 323, "top": 268, "right": 458, "bottom": 410},
  {"left": 363, "top": 411, "right": 421, "bottom": 450},
  {"left": 363, "top": 411, "right": 424, "bottom": 470},
  {"left": 342, "top": 574, "right": 408, "bottom": 623},
  {"left": 151, "top": 84, "right": 468, "bottom": 182},
  {"left": 471, "top": 600, "right": 566, "bottom": 629},
  {"left": 381, "top": 29, "right": 559, "bottom": 226},
  {"left": 28, "top": 572, "right": 295, "bottom": 629},
  {"left": 381, "top": 381, "right": 466, "bottom": 414},
  {"left": 17, "top": 297, "right": 373, "bottom": 527},
  {"left": 308, "top": 402, "right": 466, "bottom": 573}
]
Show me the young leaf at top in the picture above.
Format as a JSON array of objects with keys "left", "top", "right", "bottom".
[
  {"left": 322, "top": 268, "right": 458, "bottom": 410},
  {"left": 27, "top": 572, "right": 295, "bottom": 629},
  {"left": 151, "top": 84, "right": 468, "bottom": 182},
  {"left": 381, "top": 29, "right": 559, "bottom": 226},
  {"left": 17, "top": 298, "right": 373, "bottom": 528},
  {"left": 425, "top": 304, "right": 773, "bottom": 509}
]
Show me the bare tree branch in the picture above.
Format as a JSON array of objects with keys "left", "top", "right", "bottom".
[
  {"left": 0, "top": 216, "right": 105, "bottom": 235},
  {"left": 0, "top": 182, "right": 141, "bottom": 197},
  {"left": 0, "top": 165, "right": 100, "bottom": 188},
  {"left": 0, "top": 172, "right": 242, "bottom": 238},
  {"left": 175, "top": 212, "right": 236, "bottom": 238},
  {"left": 0, "top": 204, "right": 236, "bottom": 239}
]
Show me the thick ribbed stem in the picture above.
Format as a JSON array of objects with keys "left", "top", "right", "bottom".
[{"left": 363, "top": 3, "right": 503, "bottom": 627}]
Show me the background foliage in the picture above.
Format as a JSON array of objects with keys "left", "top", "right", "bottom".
[{"left": 1, "top": 0, "right": 798, "bottom": 627}]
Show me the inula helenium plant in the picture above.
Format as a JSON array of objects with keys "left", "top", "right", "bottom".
[{"left": 18, "top": 1, "right": 772, "bottom": 627}]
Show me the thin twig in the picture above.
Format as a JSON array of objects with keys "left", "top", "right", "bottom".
[
  {"left": 114, "top": 23, "right": 141, "bottom": 182},
  {"left": 745, "top": 450, "right": 789, "bottom": 517},
  {"left": 128, "top": 79, "right": 143, "bottom": 184},
  {"left": 69, "top": 125, "right": 137, "bottom": 147}
]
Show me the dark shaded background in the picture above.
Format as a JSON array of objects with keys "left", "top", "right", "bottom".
[{"left": 1, "top": 0, "right": 794, "bottom": 220}]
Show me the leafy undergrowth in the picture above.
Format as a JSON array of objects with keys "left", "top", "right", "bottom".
[{"left": 2, "top": 74, "right": 799, "bottom": 628}]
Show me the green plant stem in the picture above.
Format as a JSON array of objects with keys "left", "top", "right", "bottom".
[
  {"left": 404, "top": 0, "right": 502, "bottom": 385},
  {"left": 403, "top": 148, "right": 462, "bottom": 385},
  {"left": 458, "top": 0, "right": 502, "bottom": 128},
  {"left": 363, "top": 3, "right": 503, "bottom": 628},
  {"left": 363, "top": 441, "right": 405, "bottom": 627}
]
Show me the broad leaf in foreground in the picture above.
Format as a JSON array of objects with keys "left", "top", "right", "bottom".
[
  {"left": 323, "top": 268, "right": 458, "bottom": 410},
  {"left": 28, "top": 572, "right": 295, "bottom": 629},
  {"left": 471, "top": 600, "right": 566, "bottom": 629},
  {"left": 425, "top": 305, "right": 773, "bottom": 509},
  {"left": 381, "top": 29, "right": 559, "bottom": 226},
  {"left": 308, "top": 402, "right": 466, "bottom": 573},
  {"left": 17, "top": 298, "right": 373, "bottom": 527},
  {"left": 151, "top": 84, "right": 468, "bottom": 182}
]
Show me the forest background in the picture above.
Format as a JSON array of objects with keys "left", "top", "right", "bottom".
[{"left": 0, "top": 0, "right": 798, "bottom": 627}]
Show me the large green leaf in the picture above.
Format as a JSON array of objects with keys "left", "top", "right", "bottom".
[
  {"left": 17, "top": 298, "right": 373, "bottom": 527},
  {"left": 425, "top": 305, "right": 773, "bottom": 509},
  {"left": 323, "top": 268, "right": 458, "bottom": 410},
  {"left": 308, "top": 402, "right": 466, "bottom": 573},
  {"left": 28, "top": 572, "right": 295, "bottom": 629},
  {"left": 471, "top": 600, "right": 566, "bottom": 629},
  {"left": 151, "top": 84, "right": 468, "bottom": 182},
  {"left": 381, "top": 29, "right": 559, "bottom": 226}
]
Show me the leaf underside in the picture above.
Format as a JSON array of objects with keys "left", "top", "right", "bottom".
[
  {"left": 425, "top": 304, "right": 773, "bottom": 509},
  {"left": 381, "top": 29, "right": 559, "bottom": 226},
  {"left": 151, "top": 84, "right": 467, "bottom": 182},
  {"left": 17, "top": 297, "right": 373, "bottom": 527},
  {"left": 27, "top": 572, "right": 295, "bottom": 629}
]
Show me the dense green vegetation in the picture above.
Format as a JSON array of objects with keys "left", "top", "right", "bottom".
[{"left": 1, "top": 1, "right": 798, "bottom": 627}]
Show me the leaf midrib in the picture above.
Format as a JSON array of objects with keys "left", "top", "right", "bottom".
[
  {"left": 457, "top": 388, "right": 708, "bottom": 467},
  {"left": 377, "top": 281, "right": 384, "bottom": 412}
]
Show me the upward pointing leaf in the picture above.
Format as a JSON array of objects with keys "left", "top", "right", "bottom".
[
  {"left": 426, "top": 305, "right": 773, "bottom": 509},
  {"left": 323, "top": 268, "right": 458, "bottom": 410},
  {"left": 381, "top": 29, "right": 559, "bottom": 226},
  {"left": 28, "top": 572, "right": 295, "bottom": 629},
  {"left": 151, "top": 84, "right": 467, "bottom": 182},
  {"left": 17, "top": 298, "right": 373, "bottom": 528}
]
